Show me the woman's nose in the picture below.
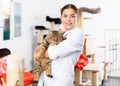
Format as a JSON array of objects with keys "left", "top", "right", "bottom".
[{"left": 67, "top": 17, "right": 71, "bottom": 21}]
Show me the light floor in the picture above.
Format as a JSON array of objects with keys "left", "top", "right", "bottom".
[{"left": 102, "top": 76, "right": 120, "bottom": 86}]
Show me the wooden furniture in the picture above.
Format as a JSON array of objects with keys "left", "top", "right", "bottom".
[
  {"left": 74, "top": 37, "right": 100, "bottom": 86},
  {"left": 83, "top": 36, "right": 97, "bottom": 63},
  {"left": 46, "top": 16, "right": 61, "bottom": 30},
  {"left": 75, "top": 63, "right": 101, "bottom": 86},
  {"left": 1, "top": 54, "right": 24, "bottom": 86},
  {"left": 35, "top": 26, "right": 49, "bottom": 42},
  {"left": 75, "top": 10, "right": 101, "bottom": 86},
  {"left": 0, "top": 53, "right": 34, "bottom": 86}
]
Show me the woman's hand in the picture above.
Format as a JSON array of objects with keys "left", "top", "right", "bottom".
[{"left": 49, "top": 41, "right": 57, "bottom": 46}]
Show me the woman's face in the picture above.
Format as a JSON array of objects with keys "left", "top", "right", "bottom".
[{"left": 61, "top": 8, "right": 77, "bottom": 31}]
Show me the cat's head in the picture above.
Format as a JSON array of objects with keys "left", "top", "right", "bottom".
[{"left": 45, "top": 29, "right": 64, "bottom": 44}]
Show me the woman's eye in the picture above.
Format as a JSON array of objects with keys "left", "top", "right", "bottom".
[
  {"left": 63, "top": 15, "right": 67, "bottom": 18},
  {"left": 71, "top": 15, "right": 75, "bottom": 18},
  {"left": 62, "top": 14, "right": 76, "bottom": 18}
]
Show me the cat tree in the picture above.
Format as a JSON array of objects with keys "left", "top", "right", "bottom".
[
  {"left": 74, "top": 7, "right": 102, "bottom": 86},
  {"left": 35, "top": 26, "right": 49, "bottom": 42},
  {"left": 46, "top": 16, "right": 61, "bottom": 30},
  {"left": 35, "top": 16, "right": 61, "bottom": 43}
]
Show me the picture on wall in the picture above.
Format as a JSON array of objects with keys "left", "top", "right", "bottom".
[
  {"left": 3, "top": 15, "right": 10, "bottom": 40},
  {"left": 14, "top": 2, "right": 21, "bottom": 37},
  {"left": 1, "top": 0, "right": 11, "bottom": 40}
]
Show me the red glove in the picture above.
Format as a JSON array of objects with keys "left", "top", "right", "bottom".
[{"left": 75, "top": 54, "right": 89, "bottom": 70}]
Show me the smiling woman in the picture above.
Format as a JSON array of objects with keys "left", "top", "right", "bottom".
[{"left": 37, "top": 4, "right": 85, "bottom": 86}]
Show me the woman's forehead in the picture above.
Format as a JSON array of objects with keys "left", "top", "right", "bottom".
[{"left": 62, "top": 8, "right": 76, "bottom": 14}]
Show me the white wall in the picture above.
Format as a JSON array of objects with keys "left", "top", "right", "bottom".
[{"left": 0, "top": 0, "right": 120, "bottom": 71}]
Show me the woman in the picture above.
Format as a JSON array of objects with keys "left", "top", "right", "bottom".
[{"left": 38, "top": 4, "right": 85, "bottom": 86}]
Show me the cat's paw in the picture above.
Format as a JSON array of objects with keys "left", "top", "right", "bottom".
[
  {"left": 33, "top": 80, "right": 38, "bottom": 86},
  {"left": 47, "top": 74, "right": 53, "bottom": 78}
]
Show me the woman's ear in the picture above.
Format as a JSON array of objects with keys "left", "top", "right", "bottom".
[{"left": 60, "top": 16, "right": 62, "bottom": 22}]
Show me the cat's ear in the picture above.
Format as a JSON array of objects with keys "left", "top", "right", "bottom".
[
  {"left": 58, "top": 29, "right": 62, "bottom": 34},
  {"left": 58, "top": 29, "right": 65, "bottom": 35}
]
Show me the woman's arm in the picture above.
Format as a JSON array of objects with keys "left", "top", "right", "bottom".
[{"left": 48, "top": 29, "right": 85, "bottom": 59}]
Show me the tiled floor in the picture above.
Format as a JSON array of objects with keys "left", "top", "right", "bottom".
[{"left": 102, "top": 76, "right": 120, "bottom": 86}]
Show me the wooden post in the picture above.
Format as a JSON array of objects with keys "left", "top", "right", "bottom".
[
  {"left": 74, "top": 69, "right": 82, "bottom": 86},
  {"left": 51, "top": 22, "right": 55, "bottom": 30},
  {"left": 104, "top": 62, "right": 109, "bottom": 81},
  {"left": 6, "top": 54, "right": 24, "bottom": 86},
  {"left": 92, "top": 72, "right": 98, "bottom": 86},
  {"left": 75, "top": 12, "right": 84, "bottom": 86},
  {"left": 40, "top": 30, "right": 44, "bottom": 42},
  {"left": 77, "top": 12, "right": 84, "bottom": 29},
  {"left": 91, "top": 54, "right": 95, "bottom": 63},
  {"left": 35, "top": 26, "right": 49, "bottom": 43}
]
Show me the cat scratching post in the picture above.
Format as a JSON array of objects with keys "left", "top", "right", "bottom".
[
  {"left": 77, "top": 12, "right": 84, "bottom": 29},
  {"left": 75, "top": 7, "right": 101, "bottom": 86},
  {"left": 6, "top": 54, "right": 24, "bottom": 86},
  {"left": 77, "top": 7, "right": 101, "bottom": 62},
  {"left": 77, "top": 7, "right": 101, "bottom": 29},
  {"left": 35, "top": 26, "right": 49, "bottom": 43},
  {"left": 46, "top": 16, "right": 61, "bottom": 30},
  {"left": 51, "top": 22, "right": 55, "bottom": 30},
  {"left": 75, "top": 12, "right": 84, "bottom": 86}
]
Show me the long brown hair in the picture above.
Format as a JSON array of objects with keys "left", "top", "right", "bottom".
[{"left": 60, "top": 4, "right": 77, "bottom": 15}]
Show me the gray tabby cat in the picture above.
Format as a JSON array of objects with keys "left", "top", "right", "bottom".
[{"left": 33, "top": 30, "right": 65, "bottom": 82}]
